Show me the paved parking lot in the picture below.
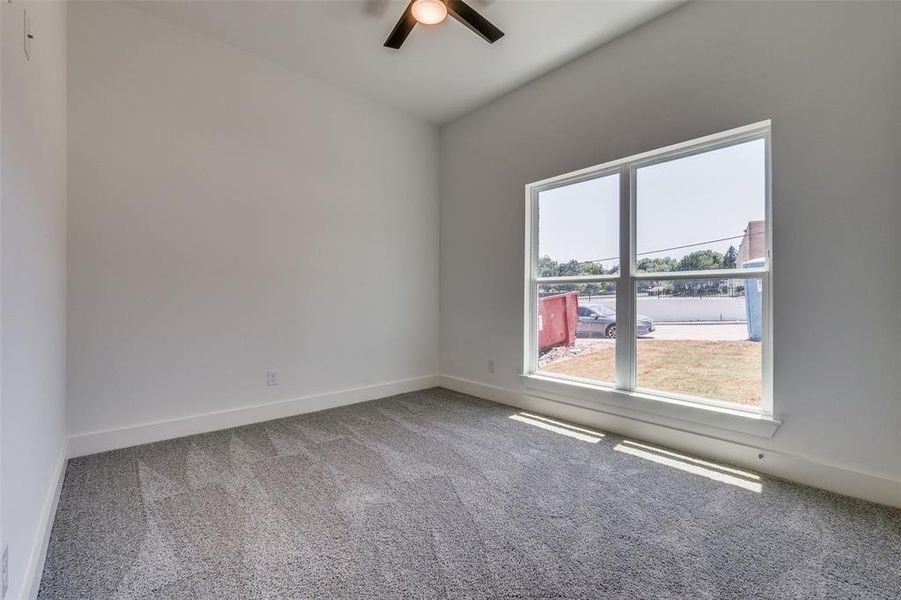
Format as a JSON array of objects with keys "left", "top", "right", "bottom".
[
  {"left": 646, "top": 322, "right": 749, "bottom": 341},
  {"left": 577, "top": 322, "right": 749, "bottom": 344}
]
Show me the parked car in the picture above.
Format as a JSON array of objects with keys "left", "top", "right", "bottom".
[{"left": 577, "top": 305, "right": 655, "bottom": 338}]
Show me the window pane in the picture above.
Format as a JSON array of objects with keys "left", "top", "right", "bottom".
[
  {"left": 635, "top": 277, "right": 764, "bottom": 407},
  {"left": 537, "top": 282, "right": 616, "bottom": 385},
  {"left": 538, "top": 174, "right": 620, "bottom": 277},
  {"left": 636, "top": 139, "right": 766, "bottom": 273}
]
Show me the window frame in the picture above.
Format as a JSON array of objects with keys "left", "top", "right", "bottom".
[{"left": 524, "top": 121, "right": 773, "bottom": 418}]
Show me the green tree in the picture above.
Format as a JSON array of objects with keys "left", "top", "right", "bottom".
[
  {"left": 637, "top": 257, "right": 677, "bottom": 273},
  {"left": 578, "top": 262, "right": 605, "bottom": 277},
  {"left": 723, "top": 245, "right": 738, "bottom": 269},
  {"left": 676, "top": 249, "right": 724, "bottom": 272},
  {"left": 538, "top": 256, "right": 617, "bottom": 278},
  {"left": 558, "top": 259, "right": 581, "bottom": 277},
  {"left": 538, "top": 255, "right": 560, "bottom": 277}
]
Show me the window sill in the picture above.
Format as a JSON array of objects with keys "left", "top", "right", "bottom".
[{"left": 520, "top": 374, "right": 781, "bottom": 439}]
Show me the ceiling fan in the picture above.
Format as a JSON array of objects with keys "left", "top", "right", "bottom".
[{"left": 384, "top": 0, "right": 504, "bottom": 50}]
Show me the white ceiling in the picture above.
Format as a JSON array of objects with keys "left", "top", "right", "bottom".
[{"left": 131, "top": 1, "right": 681, "bottom": 124}]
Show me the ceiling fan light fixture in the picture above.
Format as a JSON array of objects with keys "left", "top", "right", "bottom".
[
  {"left": 411, "top": 0, "right": 447, "bottom": 25},
  {"left": 384, "top": 0, "right": 503, "bottom": 49}
]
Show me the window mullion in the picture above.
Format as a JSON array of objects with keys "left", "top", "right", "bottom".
[
  {"left": 536, "top": 274, "right": 620, "bottom": 284},
  {"left": 615, "top": 166, "right": 635, "bottom": 390},
  {"left": 524, "top": 186, "right": 539, "bottom": 376}
]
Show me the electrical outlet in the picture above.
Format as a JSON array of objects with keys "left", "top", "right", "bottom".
[
  {"left": 2, "top": 545, "right": 8, "bottom": 600},
  {"left": 487, "top": 359, "right": 495, "bottom": 374},
  {"left": 267, "top": 369, "right": 279, "bottom": 386}
]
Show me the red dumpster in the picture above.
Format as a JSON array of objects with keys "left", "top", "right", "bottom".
[{"left": 538, "top": 292, "right": 578, "bottom": 352}]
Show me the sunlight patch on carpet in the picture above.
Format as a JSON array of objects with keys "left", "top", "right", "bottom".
[
  {"left": 509, "top": 413, "right": 604, "bottom": 443},
  {"left": 615, "top": 440, "right": 762, "bottom": 493}
]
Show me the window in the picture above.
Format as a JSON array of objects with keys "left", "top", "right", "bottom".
[{"left": 525, "top": 122, "right": 772, "bottom": 416}]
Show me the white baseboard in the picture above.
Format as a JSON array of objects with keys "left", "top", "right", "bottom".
[
  {"left": 59, "top": 371, "right": 900, "bottom": 512},
  {"left": 23, "top": 438, "right": 69, "bottom": 600},
  {"left": 68, "top": 375, "right": 439, "bottom": 458},
  {"left": 438, "top": 375, "right": 901, "bottom": 509}
]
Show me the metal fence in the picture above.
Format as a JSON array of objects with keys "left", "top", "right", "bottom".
[{"left": 539, "top": 279, "right": 747, "bottom": 300}]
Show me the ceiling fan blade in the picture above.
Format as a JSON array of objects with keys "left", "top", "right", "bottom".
[
  {"left": 446, "top": 0, "right": 504, "bottom": 44},
  {"left": 384, "top": 1, "right": 417, "bottom": 49}
]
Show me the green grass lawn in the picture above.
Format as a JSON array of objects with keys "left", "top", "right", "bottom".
[{"left": 540, "top": 340, "right": 762, "bottom": 406}]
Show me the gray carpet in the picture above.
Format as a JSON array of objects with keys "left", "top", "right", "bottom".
[{"left": 39, "top": 388, "right": 900, "bottom": 599}]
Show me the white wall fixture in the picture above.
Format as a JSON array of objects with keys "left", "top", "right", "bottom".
[{"left": 23, "top": 8, "right": 31, "bottom": 61}]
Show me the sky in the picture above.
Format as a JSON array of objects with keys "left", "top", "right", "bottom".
[{"left": 538, "top": 138, "right": 766, "bottom": 270}]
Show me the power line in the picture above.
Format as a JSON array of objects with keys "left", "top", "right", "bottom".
[{"left": 574, "top": 229, "right": 766, "bottom": 266}]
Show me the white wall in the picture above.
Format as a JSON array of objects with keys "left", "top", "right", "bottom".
[
  {"left": 1, "top": 1, "right": 68, "bottom": 598},
  {"left": 440, "top": 1, "right": 901, "bottom": 497},
  {"left": 67, "top": 3, "right": 439, "bottom": 438}
]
